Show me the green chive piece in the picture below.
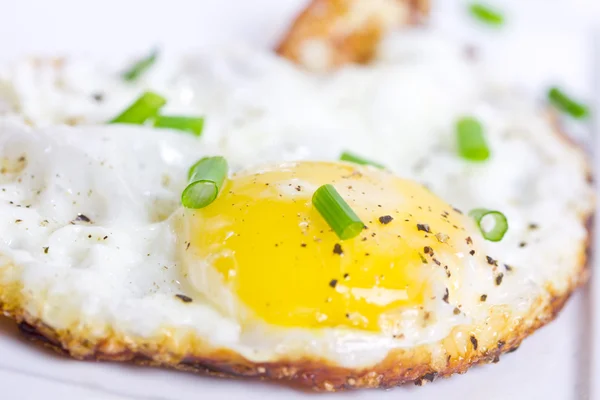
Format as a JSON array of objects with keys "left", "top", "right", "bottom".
[
  {"left": 456, "top": 116, "right": 490, "bottom": 161},
  {"left": 340, "top": 151, "right": 385, "bottom": 169},
  {"left": 312, "top": 184, "right": 364, "bottom": 240},
  {"left": 469, "top": 3, "right": 504, "bottom": 26},
  {"left": 182, "top": 156, "right": 228, "bottom": 209},
  {"left": 469, "top": 208, "right": 508, "bottom": 242},
  {"left": 548, "top": 87, "right": 589, "bottom": 119},
  {"left": 154, "top": 115, "right": 205, "bottom": 136},
  {"left": 122, "top": 49, "right": 158, "bottom": 82},
  {"left": 109, "top": 91, "right": 166, "bottom": 124}
]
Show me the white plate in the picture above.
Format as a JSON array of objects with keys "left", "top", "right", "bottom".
[{"left": 0, "top": 1, "right": 597, "bottom": 399}]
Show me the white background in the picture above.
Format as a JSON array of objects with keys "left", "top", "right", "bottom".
[
  {"left": 0, "top": 0, "right": 599, "bottom": 59},
  {"left": 0, "top": 1, "right": 599, "bottom": 399}
]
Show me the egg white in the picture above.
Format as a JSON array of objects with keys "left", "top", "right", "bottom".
[{"left": 0, "top": 29, "right": 593, "bottom": 371}]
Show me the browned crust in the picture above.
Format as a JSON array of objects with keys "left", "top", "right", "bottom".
[
  {"left": 1, "top": 210, "right": 592, "bottom": 391},
  {"left": 276, "top": 0, "right": 429, "bottom": 71},
  {"left": 10, "top": 282, "right": 578, "bottom": 389}
]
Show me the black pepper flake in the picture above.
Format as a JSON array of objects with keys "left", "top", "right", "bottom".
[
  {"left": 486, "top": 256, "right": 498, "bottom": 266},
  {"left": 103, "top": 236, "right": 108, "bottom": 240},
  {"left": 417, "top": 223, "right": 430, "bottom": 233},
  {"left": 466, "top": 236, "right": 473, "bottom": 245},
  {"left": 464, "top": 44, "right": 479, "bottom": 60},
  {"left": 43, "top": 247, "right": 49, "bottom": 254},
  {"left": 504, "top": 264, "right": 513, "bottom": 272},
  {"left": 519, "top": 241, "right": 527, "bottom": 248},
  {"left": 295, "top": 185, "right": 302, "bottom": 192},
  {"left": 92, "top": 92, "right": 104, "bottom": 102},
  {"left": 329, "top": 279, "right": 338, "bottom": 288},
  {"left": 345, "top": 313, "right": 350, "bottom": 318},
  {"left": 343, "top": 273, "right": 350, "bottom": 280},
  {"left": 186, "top": 242, "right": 190, "bottom": 250},
  {"left": 175, "top": 294, "right": 193, "bottom": 303},
  {"left": 415, "top": 372, "right": 437, "bottom": 386},
  {"left": 497, "top": 340, "right": 506, "bottom": 349},
  {"left": 333, "top": 243, "right": 343, "bottom": 255},
  {"left": 361, "top": 237, "right": 367, "bottom": 242},
  {"left": 442, "top": 288, "right": 449, "bottom": 303},
  {"left": 418, "top": 253, "right": 428, "bottom": 264},
  {"left": 453, "top": 307, "right": 461, "bottom": 315},
  {"left": 432, "top": 258, "right": 441, "bottom": 266},
  {"left": 15, "top": 219, "right": 22, "bottom": 223},
  {"left": 453, "top": 207, "right": 463, "bottom": 214},
  {"left": 423, "top": 246, "right": 433, "bottom": 255},
  {"left": 378, "top": 215, "right": 393, "bottom": 225},
  {"left": 480, "top": 294, "right": 487, "bottom": 302},
  {"left": 300, "top": 243, "right": 307, "bottom": 248},
  {"left": 492, "top": 356, "right": 500, "bottom": 363},
  {"left": 370, "top": 232, "right": 376, "bottom": 237},
  {"left": 470, "top": 335, "right": 478, "bottom": 350},
  {"left": 528, "top": 223, "right": 538, "bottom": 230},
  {"left": 469, "top": 250, "right": 475, "bottom": 256},
  {"left": 495, "top": 273, "right": 504, "bottom": 286},
  {"left": 74, "top": 213, "right": 91, "bottom": 223}
]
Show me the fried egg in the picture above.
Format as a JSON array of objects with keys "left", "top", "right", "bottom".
[{"left": 0, "top": 28, "right": 593, "bottom": 390}]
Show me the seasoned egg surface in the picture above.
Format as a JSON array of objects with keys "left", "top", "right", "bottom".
[
  {"left": 0, "top": 30, "right": 594, "bottom": 390},
  {"left": 181, "top": 161, "right": 477, "bottom": 332}
]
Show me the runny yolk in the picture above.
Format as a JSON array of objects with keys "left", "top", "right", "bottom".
[{"left": 181, "top": 161, "right": 470, "bottom": 331}]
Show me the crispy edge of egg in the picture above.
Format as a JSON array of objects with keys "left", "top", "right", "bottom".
[{"left": 0, "top": 211, "right": 591, "bottom": 391}]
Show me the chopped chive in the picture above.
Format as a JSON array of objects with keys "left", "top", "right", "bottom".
[
  {"left": 548, "top": 87, "right": 589, "bottom": 119},
  {"left": 469, "top": 3, "right": 504, "bottom": 26},
  {"left": 182, "top": 156, "right": 228, "bottom": 209},
  {"left": 469, "top": 208, "right": 508, "bottom": 242},
  {"left": 154, "top": 115, "right": 205, "bottom": 136},
  {"left": 109, "top": 91, "right": 166, "bottom": 124},
  {"left": 456, "top": 116, "right": 490, "bottom": 161},
  {"left": 122, "top": 49, "right": 158, "bottom": 82},
  {"left": 340, "top": 151, "right": 385, "bottom": 169},
  {"left": 312, "top": 184, "right": 363, "bottom": 240}
]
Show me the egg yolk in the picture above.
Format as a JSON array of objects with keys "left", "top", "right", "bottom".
[{"left": 181, "top": 161, "right": 470, "bottom": 331}]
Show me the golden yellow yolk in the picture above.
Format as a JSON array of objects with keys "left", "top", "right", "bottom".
[{"left": 181, "top": 162, "right": 471, "bottom": 331}]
